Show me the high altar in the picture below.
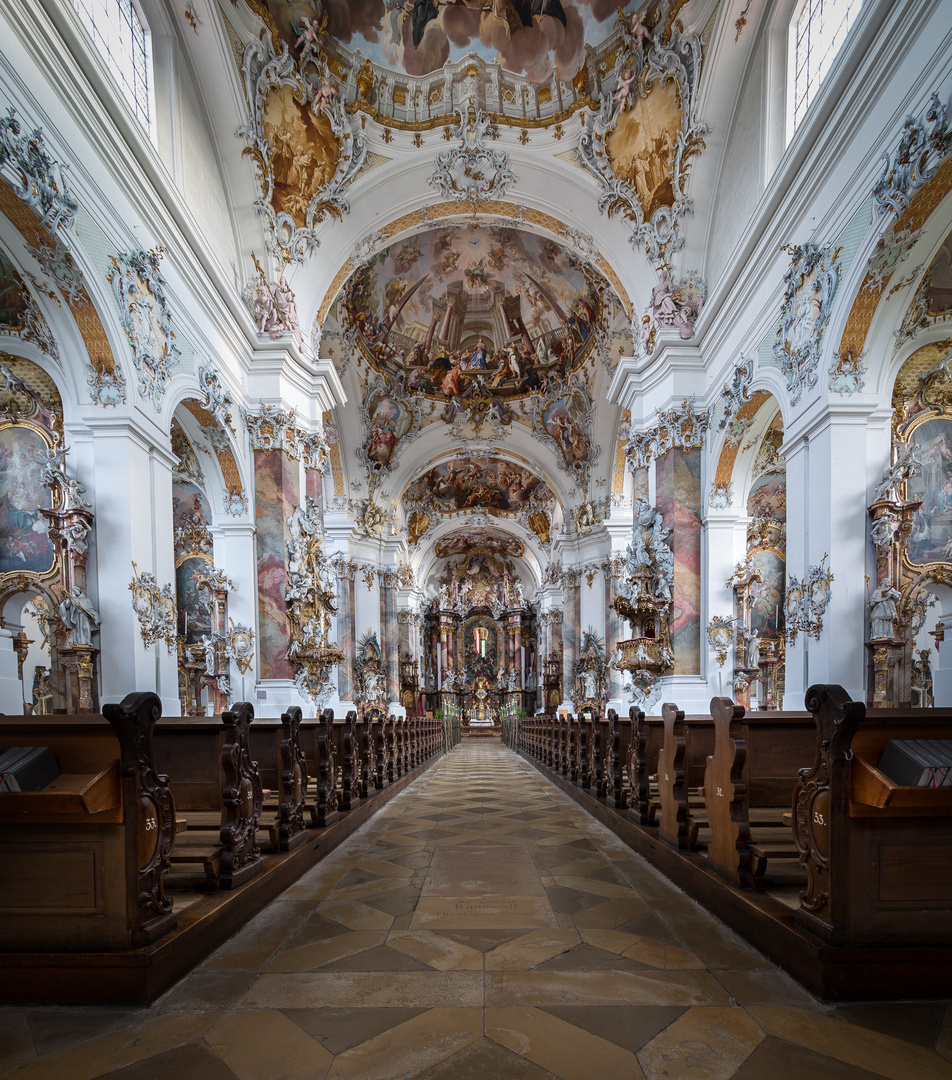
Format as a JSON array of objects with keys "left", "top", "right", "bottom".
[{"left": 419, "top": 543, "right": 537, "bottom": 725}]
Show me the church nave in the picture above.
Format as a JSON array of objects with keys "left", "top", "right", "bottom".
[{"left": 2, "top": 742, "right": 951, "bottom": 1080}]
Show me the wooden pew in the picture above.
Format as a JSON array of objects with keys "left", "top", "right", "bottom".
[
  {"left": 274, "top": 707, "right": 310, "bottom": 850},
  {"left": 332, "top": 712, "right": 360, "bottom": 812},
  {"left": 0, "top": 691, "right": 177, "bottom": 949},
  {"left": 591, "top": 714, "right": 609, "bottom": 798},
  {"left": 374, "top": 713, "right": 389, "bottom": 790},
  {"left": 608, "top": 709, "right": 632, "bottom": 810},
  {"left": 153, "top": 703, "right": 263, "bottom": 890},
  {"left": 357, "top": 714, "right": 376, "bottom": 801},
  {"left": 701, "top": 699, "right": 817, "bottom": 887},
  {"left": 315, "top": 708, "right": 339, "bottom": 827},
  {"left": 385, "top": 715, "right": 396, "bottom": 784},
  {"left": 654, "top": 706, "right": 714, "bottom": 849},
  {"left": 252, "top": 708, "right": 312, "bottom": 849},
  {"left": 795, "top": 685, "right": 952, "bottom": 947},
  {"left": 626, "top": 709, "right": 659, "bottom": 826}
]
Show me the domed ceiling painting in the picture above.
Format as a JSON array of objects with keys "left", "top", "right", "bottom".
[
  {"left": 405, "top": 455, "right": 553, "bottom": 514},
  {"left": 255, "top": 0, "right": 624, "bottom": 83},
  {"left": 342, "top": 224, "right": 605, "bottom": 404}
]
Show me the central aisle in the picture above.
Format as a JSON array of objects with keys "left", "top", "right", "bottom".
[{"left": 6, "top": 743, "right": 952, "bottom": 1079}]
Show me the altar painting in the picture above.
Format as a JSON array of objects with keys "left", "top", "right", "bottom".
[
  {"left": 746, "top": 548, "right": 785, "bottom": 638},
  {"left": 176, "top": 555, "right": 214, "bottom": 645},
  {"left": 747, "top": 475, "right": 786, "bottom": 523},
  {"left": 173, "top": 483, "right": 212, "bottom": 535},
  {"left": 0, "top": 425, "right": 54, "bottom": 574},
  {"left": 463, "top": 616, "right": 499, "bottom": 684},
  {"left": 906, "top": 417, "right": 952, "bottom": 566}
]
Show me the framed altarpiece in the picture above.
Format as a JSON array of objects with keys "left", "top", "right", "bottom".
[
  {"left": 869, "top": 346, "right": 952, "bottom": 706},
  {"left": 0, "top": 357, "right": 85, "bottom": 712}
]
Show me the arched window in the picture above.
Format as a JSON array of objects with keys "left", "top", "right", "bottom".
[
  {"left": 790, "top": 0, "right": 863, "bottom": 134},
  {"left": 72, "top": 0, "right": 152, "bottom": 131}
]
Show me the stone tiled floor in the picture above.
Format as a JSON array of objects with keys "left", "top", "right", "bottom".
[{"left": 3, "top": 742, "right": 952, "bottom": 1079}]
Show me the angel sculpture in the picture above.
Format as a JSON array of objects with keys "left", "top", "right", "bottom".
[
  {"left": 614, "top": 68, "right": 636, "bottom": 108},
  {"left": 314, "top": 75, "right": 337, "bottom": 106},
  {"left": 295, "top": 17, "right": 323, "bottom": 57},
  {"left": 631, "top": 13, "right": 654, "bottom": 48}
]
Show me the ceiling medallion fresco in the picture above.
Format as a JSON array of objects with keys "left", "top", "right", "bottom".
[
  {"left": 341, "top": 223, "right": 606, "bottom": 405},
  {"left": 239, "top": 15, "right": 367, "bottom": 264},
  {"left": 577, "top": 5, "right": 707, "bottom": 262}
]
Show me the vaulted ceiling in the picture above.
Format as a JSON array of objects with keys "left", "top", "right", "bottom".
[{"left": 167, "top": 0, "right": 741, "bottom": 587}]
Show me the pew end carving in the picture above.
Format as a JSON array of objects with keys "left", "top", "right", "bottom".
[
  {"left": 658, "top": 703, "right": 689, "bottom": 848},
  {"left": 703, "top": 696, "right": 751, "bottom": 886}
]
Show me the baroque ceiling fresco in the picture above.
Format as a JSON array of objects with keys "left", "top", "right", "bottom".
[
  {"left": 232, "top": 0, "right": 703, "bottom": 587},
  {"left": 342, "top": 224, "right": 606, "bottom": 401},
  {"left": 256, "top": 0, "right": 630, "bottom": 83}
]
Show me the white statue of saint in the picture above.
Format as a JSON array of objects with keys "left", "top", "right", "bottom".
[
  {"left": 58, "top": 587, "right": 100, "bottom": 647},
  {"left": 869, "top": 579, "right": 902, "bottom": 640},
  {"left": 201, "top": 634, "right": 216, "bottom": 675}
]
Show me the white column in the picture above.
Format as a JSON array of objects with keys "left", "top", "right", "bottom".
[
  {"left": 212, "top": 519, "right": 257, "bottom": 704},
  {"left": 781, "top": 401, "right": 881, "bottom": 708},
  {"left": 85, "top": 416, "right": 180, "bottom": 715},
  {"left": 703, "top": 511, "right": 750, "bottom": 700}
]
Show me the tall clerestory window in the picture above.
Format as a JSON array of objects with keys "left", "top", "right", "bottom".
[
  {"left": 791, "top": 0, "right": 863, "bottom": 134},
  {"left": 72, "top": 0, "right": 152, "bottom": 131}
]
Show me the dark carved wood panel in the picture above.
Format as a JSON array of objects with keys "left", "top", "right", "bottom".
[
  {"left": 218, "top": 702, "right": 263, "bottom": 889},
  {"left": 317, "top": 708, "right": 339, "bottom": 827},
  {"left": 277, "top": 707, "right": 308, "bottom": 851},
  {"left": 103, "top": 690, "right": 177, "bottom": 944}
]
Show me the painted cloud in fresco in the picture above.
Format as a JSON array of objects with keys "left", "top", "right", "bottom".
[{"left": 257, "top": 0, "right": 632, "bottom": 83}]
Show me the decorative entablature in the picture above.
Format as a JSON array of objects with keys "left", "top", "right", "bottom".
[
  {"left": 0, "top": 108, "right": 77, "bottom": 237},
  {"left": 625, "top": 397, "right": 708, "bottom": 470},
  {"left": 241, "top": 403, "right": 329, "bottom": 469},
  {"left": 107, "top": 248, "right": 181, "bottom": 412},
  {"left": 238, "top": 20, "right": 367, "bottom": 265},
  {"left": 576, "top": 5, "right": 708, "bottom": 264},
  {"left": 773, "top": 243, "right": 842, "bottom": 406}
]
